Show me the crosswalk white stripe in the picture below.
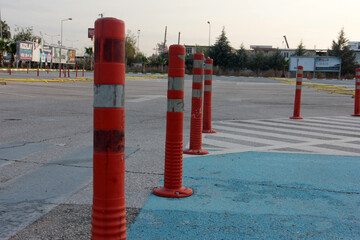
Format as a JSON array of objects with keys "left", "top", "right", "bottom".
[
  {"left": 255, "top": 119, "right": 360, "bottom": 136},
  {"left": 200, "top": 117, "right": 360, "bottom": 156},
  {"left": 315, "top": 116, "right": 360, "bottom": 125},
  {"left": 212, "top": 124, "right": 310, "bottom": 142},
  {"left": 203, "top": 138, "right": 250, "bottom": 150},
  {"left": 211, "top": 132, "right": 291, "bottom": 146},
  {"left": 217, "top": 121, "right": 341, "bottom": 140},
  {"left": 297, "top": 118, "right": 360, "bottom": 128}
]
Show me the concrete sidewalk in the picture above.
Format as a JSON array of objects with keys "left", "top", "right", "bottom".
[{"left": 127, "top": 151, "right": 360, "bottom": 239}]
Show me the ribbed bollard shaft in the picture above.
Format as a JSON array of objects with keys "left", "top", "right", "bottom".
[
  {"left": 352, "top": 68, "right": 360, "bottom": 116},
  {"left": 184, "top": 53, "right": 208, "bottom": 155},
  {"left": 91, "top": 17, "right": 127, "bottom": 240},
  {"left": 290, "top": 66, "right": 304, "bottom": 120},
  {"left": 203, "top": 58, "right": 216, "bottom": 133},
  {"left": 153, "top": 45, "right": 193, "bottom": 198}
]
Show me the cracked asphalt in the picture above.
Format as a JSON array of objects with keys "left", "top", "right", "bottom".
[{"left": 0, "top": 71, "right": 358, "bottom": 239}]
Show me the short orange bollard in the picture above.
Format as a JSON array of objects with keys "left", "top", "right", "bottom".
[
  {"left": 352, "top": 68, "right": 360, "bottom": 116},
  {"left": 184, "top": 53, "right": 208, "bottom": 155},
  {"left": 202, "top": 58, "right": 216, "bottom": 133},
  {"left": 91, "top": 17, "right": 127, "bottom": 240},
  {"left": 290, "top": 66, "right": 304, "bottom": 119},
  {"left": 153, "top": 45, "right": 193, "bottom": 198}
]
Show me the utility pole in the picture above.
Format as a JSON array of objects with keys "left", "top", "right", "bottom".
[
  {"left": 163, "top": 26, "right": 167, "bottom": 53},
  {"left": 0, "top": 8, "right": 2, "bottom": 39}
]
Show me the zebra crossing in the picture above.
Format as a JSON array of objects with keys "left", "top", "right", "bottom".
[{"left": 202, "top": 116, "right": 360, "bottom": 156}]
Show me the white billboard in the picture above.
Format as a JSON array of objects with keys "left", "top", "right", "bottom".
[
  {"left": 289, "top": 56, "right": 341, "bottom": 72},
  {"left": 289, "top": 57, "right": 315, "bottom": 71}
]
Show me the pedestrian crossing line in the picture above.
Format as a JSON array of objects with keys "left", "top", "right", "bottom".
[
  {"left": 252, "top": 119, "right": 360, "bottom": 138},
  {"left": 217, "top": 121, "right": 339, "bottom": 140},
  {"left": 212, "top": 124, "right": 323, "bottom": 143},
  {"left": 295, "top": 118, "right": 360, "bottom": 128},
  {"left": 200, "top": 116, "right": 360, "bottom": 156},
  {"left": 211, "top": 132, "right": 289, "bottom": 146},
  {"left": 311, "top": 116, "right": 360, "bottom": 125}
]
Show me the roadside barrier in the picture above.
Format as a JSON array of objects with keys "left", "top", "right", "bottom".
[
  {"left": 153, "top": 44, "right": 193, "bottom": 198},
  {"left": 91, "top": 18, "right": 127, "bottom": 239},
  {"left": 352, "top": 68, "right": 360, "bottom": 116},
  {"left": 203, "top": 58, "right": 216, "bottom": 133},
  {"left": 184, "top": 53, "right": 208, "bottom": 155},
  {"left": 290, "top": 66, "right": 304, "bottom": 119}
]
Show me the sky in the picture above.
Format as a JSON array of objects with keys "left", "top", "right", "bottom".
[{"left": 1, "top": 0, "right": 360, "bottom": 56}]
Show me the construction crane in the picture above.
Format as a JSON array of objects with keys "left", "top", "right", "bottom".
[{"left": 283, "top": 35, "right": 289, "bottom": 49}]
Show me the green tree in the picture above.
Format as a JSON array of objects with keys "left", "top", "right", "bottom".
[
  {"left": 0, "top": 20, "right": 11, "bottom": 39},
  {"left": 248, "top": 50, "right": 269, "bottom": 74},
  {"left": 7, "top": 41, "right": 17, "bottom": 67},
  {"left": 85, "top": 47, "right": 93, "bottom": 70},
  {"left": 293, "top": 41, "right": 307, "bottom": 56},
  {"left": 0, "top": 39, "right": 8, "bottom": 67},
  {"left": 209, "top": 27, "right": 233, "bottom": 69},
  {"left": 233, "top": 44, "right": 248, "bottom": 69},
  {"left": 13, "top": 26, "right": 40, "bottom": 43},
  {"left": 125, "top": 30, "right": 137, "bottom": 65},
  {"left": 328, "top": 28, "right": 357, "bottom": 76},
  {"left": 268, "top": 49, "right": 285, "bottom": 71}
]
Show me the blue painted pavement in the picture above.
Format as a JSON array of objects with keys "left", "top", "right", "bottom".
[{"left": 127, "top": 151, "right": 360, "bottom": 239}]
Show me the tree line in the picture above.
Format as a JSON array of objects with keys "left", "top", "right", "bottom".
[{"left": 208, "top": 28, "right": 357, "bottom": 77}]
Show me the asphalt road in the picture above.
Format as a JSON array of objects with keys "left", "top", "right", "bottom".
[{"left": 0, "top": 71, "right": 357, "bottom": 239}]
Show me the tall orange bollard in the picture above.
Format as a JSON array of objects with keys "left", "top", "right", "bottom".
[
  {"left": 153, "top": 45, "right": 193, "bottom": 198},
  {"left": 37, "top": 65, "right": 40, "bottom": 76},
  {"left": 203, "top": 58, "right": 216, "bottom": 133},
  {"left": 8, "top": 64, "right": 11, "bottom": 75},
  {"left": 91, "top": 18, "right": 127, "bottom": 239},
  {"left": 63, "top": 66, "right": 66, "bottom": 77},
  {"left": 352, "top": 68, "right": 360, "bottom": 116},
  {"left": 290, "top": 66, "right": 304, "bottom": 119},
  {"left": 82, "top": 66, "right": 85, "bottom": 77},
  {"left": 184, "top": 53, "right": 208, "bottom": 155}
]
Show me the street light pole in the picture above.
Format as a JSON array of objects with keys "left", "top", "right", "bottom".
[
  {"left": 60, "top": 18, "right": 72, "bottom": 70},
  {"left": 207, "top": 21, "right": 211, "bottom": 50},
  {"left": 137, "top": 29, "right": 140, "bottom": 52}
]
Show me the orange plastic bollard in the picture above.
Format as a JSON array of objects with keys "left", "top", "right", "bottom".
[
  {"left": 8, "top": 64, "right": 11, "bottom": 75},
  {"left": 37, "top": 66, "right": 40, "bottom": 76},
  {"left": 203, "top": 58, "right": 216, "bottom": 133},
  {"left": 352, "top": 68, "right": 360, "bottom": 116},
  {"left": 63, "top": 66, "right": 66, "bottom": 77},
  {"left": 82, "top": 67, "right": 85, "bottom": 77},
  {"left": 290, "top": 66, "right": 304, "bottom": 119},
  {"left": 91, "top": 17, "right": 127, "bottom": 240},
  {"left": 153, "top": 45, "right": 193, "bottom": 198},
  {"left": 184, "top": 53, "right": 208, "bottom": 155}
]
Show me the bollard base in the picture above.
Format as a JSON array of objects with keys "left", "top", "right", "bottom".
[
  {"left": 290, "top": 116, "right": 304, "bottom": 119},
  {"left": 351, "top": 114, "right": 360, "bottom": 117},
  {"left": 153, "top": 186, "right": 193, "bottom": 198},
  {"left": 183, "top": 148, "right": 209, "bottom": 155},
  {"left": 202, "top": 129, "right": 216, "bottom": 134}
]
